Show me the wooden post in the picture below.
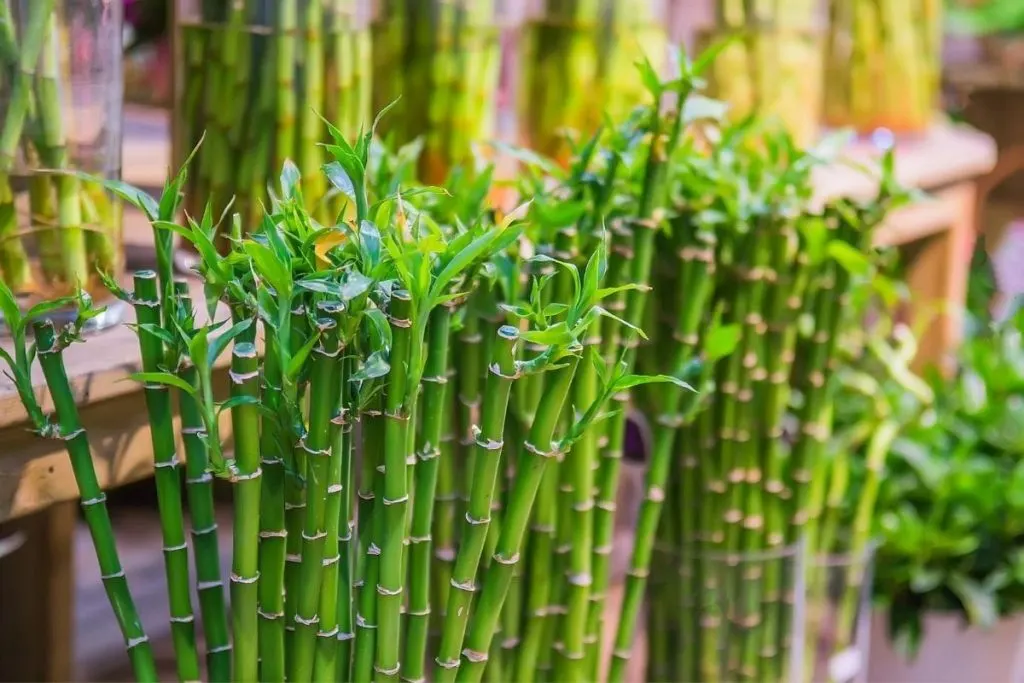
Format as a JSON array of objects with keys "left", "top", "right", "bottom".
[{"left": 0, "top": 501, "right": 76, "bottom": 682}]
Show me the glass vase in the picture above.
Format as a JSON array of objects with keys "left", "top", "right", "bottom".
[
  {"left": 647, "top": 542, "right": 807, "bottom": 683},
  {"left": 823, "top": 0, "right": 942, "bottom": 137},
  {"left": 370, "top": 0, "right": 505, "bottom": 184},
  {"left": 696, "top": 26, "right": 823, "bottom": 147},
  {"left": 514, "top": 0, "right": 671, "bottom": 165},
  {"left": 174, "top": 0, "right": 371, "bottom": 236},
  {"left": 804, "top": 545, "right": 876, "bottom": 683},
  {"left": 0, "top": 0, "right": 125, "bottom": 332}
]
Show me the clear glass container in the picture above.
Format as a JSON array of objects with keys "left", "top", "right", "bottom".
[
  {"left": 0, "top": 0, "right": 125, "bottom": 331},
  {"left": 804, "top": 545, "right": 876, "bottom": 683},
  {"left": 174, "top": 0, "right": 371, "bottom": 233},
  {"left": 647, "top": 542, "right": 807, "bottom": 683},
  {"left": 823, "top": 0, "right": 942, "bottom": 137},
  {"left": 696, "top": 26, "right": 823, "bottom": 147},
  {"left": 370, "top": 0, "right": 505, "bottom": 184},
  {"left": 514, "top": 0, "right": 671, "bottom": 165}
]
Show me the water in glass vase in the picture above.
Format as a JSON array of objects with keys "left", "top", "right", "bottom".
[{"left": 0, "top": 0, "right": 126, "bottom": 335}]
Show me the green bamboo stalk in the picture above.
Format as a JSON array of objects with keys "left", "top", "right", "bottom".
[
  {"left": 131, "top": 272, "right": 200, "bottom": 681},
  {"left": 175, "top": 297, "right": 231, "bottom": 683},
  {"left": 291, "top": 304, "right": 346, "bottom": 681},
  {"left": 313, "top": 348, "right": 354, "bottom": 680},
  {"left": 230, "top": 341, "right": 262, "bottom": 683},
  {"left": 285, "top": 303, "right": 311, "bottom": 647},
  {"left": 257, "top": 334, "right": 287, "bottom": 683},
  {"left": 275, "top": 0, "right": 299, "bottom": 172},
  {"left": 332, "top": 353, "right": 358, "bottom": 682},
  {"left": 405, "top": 304, "right": 456, "bottom": 680},
  {"left": 33, "top": 319, "right": 158, "bottom": 682},
  {"left": 434, "top": 325, "right": 521, "bottom": 683},
  {"left": 456, "top": 354, "right": 581, "bottom": 683},
  {"left": 353, "top": 398, "right": 385, "bottom": 683},
  {"left": 376, "top": 289, "right": 415, "bottom": 682}
]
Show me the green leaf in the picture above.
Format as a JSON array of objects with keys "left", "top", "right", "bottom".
[
  {"left": 581, "top": 238, "right": 608, "bottom": 306},
  {"left": 129, "top": 371, "right": 197, "bottom": 396},
  {"left": 593, "top": 306, "right": 647, "bottom": 340},
  {"left": 0, "top": 278, "right": 22, "bottom": 334},
  {"left": 828, "top": 241, "right": 872, "bottom": 277},
  {"left": 286, "top": 329, "right": 322, "bottom": 381},
  {"left": 351, "top": 350, "right": 390, "bottom": 382},
  {"left": 704, "top": 323, "right": 741, "bottom": 362},
  {"left": 216, "top": 394, "right": 265, "bottom": 415},
  {"left": 614, "top": 373, "right": 694, "bottom": 393},
  {"left": 635, "top": 55, "right": 663, "bottom": 100},
  {"left": 948, "top": 573, "right": 998, "bottom": 628},
  {"left": 520, "top": 322, "right": 574, "bottom": 347},
  {"left": 135, "top": 322, "right": 179, "bottom": 349},
  {"left": 323, "top": 161, "right": 356, "bottom": 204},
  {"left": 341, "top": 270, "right": 373, "bottom": 302},
  {"left": 68, "top": 172, "right": 160, "bottom": 220},
  {"left": 244, "top": 241, "right": 291, "bottom": 297},
  {"left": 25, "top": 296, "right": 77, "bottom": 324},
  {"left": 280, "top": 160, "right": 301, "bottom": 199},
  {"left": 691, "top": 34, "right": 736, "bottom": 75},
  {"left": 209, "top": 318, "right": 254, "bottom": 366}
]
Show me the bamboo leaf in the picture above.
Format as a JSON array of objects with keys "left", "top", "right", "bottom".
[
  {"left": 68, "top": 172, "right": 160, "bottom": 220},
  {"left": 216, "top": 394, "right": 267, "bottom": 416},
  {"left": 286, "top": 330, "right": 322, "bottom": 381},
  {"left": 581, "top": 237, "right": 608, "bottom": 306},
  {"left": 280, "top": 160, "right": 301, "bottom": 200},
  {"left": 129, "top": 371, "right": 198, "bottom": 396},
  {"left": 25, "top": 296, "right": 77, "bottom": 324},
  {"left": 592, "top": 306, "right": 647, "bottom": 340},
  {"left": 351, "top": 350, "right": 390, "bottom": 382},
  {"left": 158, "top": 131, "right": 204, "bottom": 222},
  {"left": 520, "top": 322, "right": 574, "bottom": 347},
  {"left": 613, "top": 373, "right": 694, "bottom": 393},
  {"left": 135, "top": 322, "right": 179, "bottom": 349},
  {"left": 209, "top": 318, "right": 254, "bottom": 366},
  {"left": 0, "top": 278, "right": 22, "bottom": 335},
  {"left": 323, "top": 161, "right": 356, "bottom": 204},
  {"left": 828, "top": 241, "right": 872, "bottom": 277},
  {"left": 244, "top": 241, "right": 291, "bottom": 297},
  {"left": 704, "top": 323, "right": 741, "bottom": 362},
  {"left": 341, "top": 270, "right": 373, "bottom": 302}
]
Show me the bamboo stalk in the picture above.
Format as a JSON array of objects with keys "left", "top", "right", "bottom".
[
  {"left": 32, "top": 319, "right": 158, "bottom": 681},
  {"left": 131, "top": 271, "right": 201, "bottom": 681}
]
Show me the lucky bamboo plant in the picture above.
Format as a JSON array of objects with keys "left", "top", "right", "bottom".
[
  {"left": 516, "top": 0, "right": 670, "bottom": 164},
  {"left": 3, "top": 73, "right": 703, "bottom": 681},
  {"left": 699, "top": 0, "right": 822, "bottom": 145},
  {"left": 628, "top": 125, "right": 916, "bottom": 683},
  {"left": 175, "top": 0, "right": 372, "bottom": 232},
  {"left": 370, "top": 0, "right": 503, "bottom": 184},
  {"left": 823, "top": 0, "right": 943, "bottom": 134},
  {"left": 0, "top": 0, "right": 123, "bottom": 318}
]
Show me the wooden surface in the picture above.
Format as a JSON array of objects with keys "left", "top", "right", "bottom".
[
  {"left": 0, "top": 501, "right": 75, "bottom": 682},
  {"left": 0, "top": 205, "right": 234, "bottom": 522}
]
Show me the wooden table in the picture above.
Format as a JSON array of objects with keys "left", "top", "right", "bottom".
[{"left": 0, "top": 116, "right": 996, "bottom": 680}]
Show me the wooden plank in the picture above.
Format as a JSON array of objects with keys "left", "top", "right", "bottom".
[{"left": 0, "top": 501, "right": 76, "bottom": 682}]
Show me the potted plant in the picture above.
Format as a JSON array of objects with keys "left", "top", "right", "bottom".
[{"left": 865, "top": 249, "right": 1024, "bottom": 682}]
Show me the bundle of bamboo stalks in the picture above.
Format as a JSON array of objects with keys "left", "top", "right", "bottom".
[
  {"left": 697, "top": 0, "right": 822, "bottom": 146},
  {"left": 3, "top": 42, "right": 915, "bottom": 683},
  {"left": 175, "top": 0, "right": 371, "bottom": 230},
  {"left": 3, "top": 56, "right": 709, "bottom": 682},
  {"left": 516, "top": 0, "right": 670, "bottom": 164},
  {"left": 370, "top": 0, "right": 504, "bottom": 184},
  {"left": 0, "top": 0, "right": 123, "bottom": 318},
  {"left": 823, "top": 0, "right": 943, "bottom": 134},
  {"left": 631, "top": 129, "right": 914, "bottom": 682}
]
